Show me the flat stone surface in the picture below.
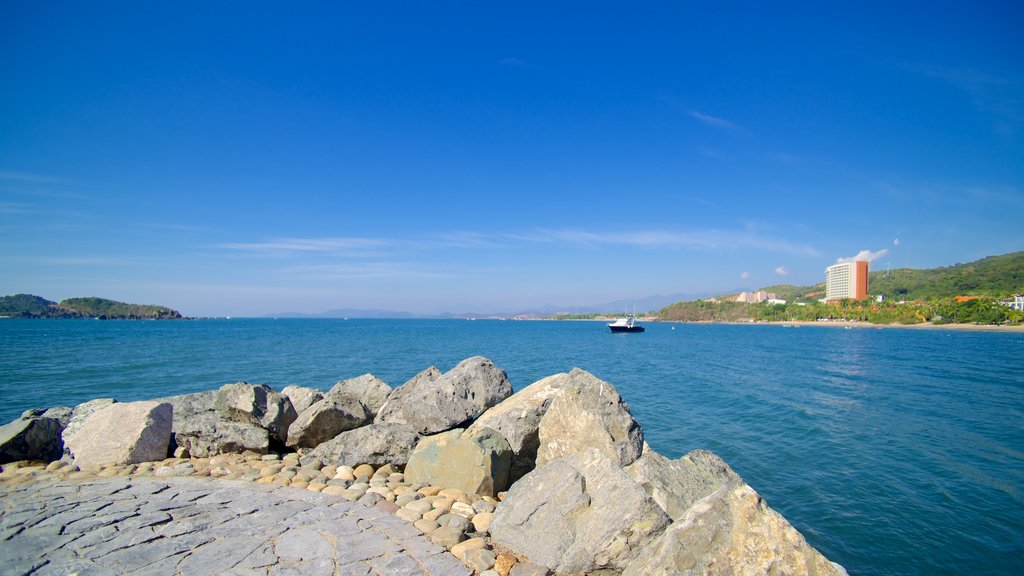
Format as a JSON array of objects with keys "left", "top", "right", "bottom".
[{"left": 0, "top": 475, "right": 471, "bottom": 576}]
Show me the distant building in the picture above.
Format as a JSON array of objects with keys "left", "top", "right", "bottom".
[
  {"left": 825, "top": 261, "right": 869, "bottom": 301},
  {"left": 1001, "top": 295, "right": 1024, "bottom": 311},
  {"left": 735, "top": 290, "right": 777, "bottom": 303},
  {"left": 767, "top": 298, "right": 787, "bottom": 305}
]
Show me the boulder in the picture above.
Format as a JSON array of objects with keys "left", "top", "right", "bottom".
[
  {"left": 155, "top": 391, "right": 269, "bottom": 457},
  {"left": 490, "top": 448, "right": 669, "bottom": 574},
  {"left": 621, "top": 480, "right": 847, "bottom": 576},
  {"left": 214, "top": 381, "right": 297, "bottom": 445},
  {"left": 327, "top": 374, "right": 392, "bottom": 415},
  {"left": 64, "top": 401, "right": 173, "bottom": 468},
  {"left": 299, "top": 422, "right": 420, "bottom": 468},
  {"left": 469, "top": 372, "right": 570, "bottom": 482},
  {"left": 61, "top": 398, "right": 117, "bottom": 453},
  {"left": 626, "top": 449, "right": 740, "bottom": 520},
  {"left": 173, "top": 414, "right": 270, "bottom": 457},
  {"left": 376, "top": 357, "right": 513, "bottom": 435},
  {"left": 285, "top": 395, "right": 371, "bottom": 449},
  {"left": 33, "top": 406, "right": 73, "bottom": 427},
  {"left": 405, "top": 427, "right": 512, "bottom": 497},
  {"left": 536, "top": 368, "right": 643, "bottom": 467},
  {"left": 0, "top": 411, "right": 65, "bottom": 463},
  {"left": 280, "top": 385, "right": 324, "bottom": 414}
]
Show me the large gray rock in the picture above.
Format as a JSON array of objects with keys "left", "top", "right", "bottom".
[
  {"left": 214, "top": 382, "right": 297, "bottom": 445},
  {"left": 621, "top": 480, "right": 847, "bottom": 576},
  {"left": 280, "top": 385, "right": 324, "bottom": 414},
  {"left": 285, "top": 395, "right": 371, "bottom": 449},
  {"left": 626, "top": 449, "right": 740, "bottom": 521},
  {"left": 376, "top": 357, "right": 513, "bottom": 435},
  {"left": 469, "top": 372, "right": 570, "bottom": 482},
  {"left": 64, "top": 401, "right": 173, "bottom": 468},
  {"left": 0, "top": 412, "right": 65, "bottom": 463},
  {"left": 173, "top": 414, "right": 270, "bottom": 457},
  {"left": 490, "top": 448, "right": 669, "bottom": 573},
  {"left": 536, "top": 368, "right": 643, "bottom": 467},
  {"left": 156, "top": 391, "right": 270, "bottom": 457},
  {"left": 405, "top": 427, "right": 512, "bottom": 497},
  {"left": 327, "top": 374, "right": 392, "bottom": 415},
  {"left": 61, "top": 398, "right": 117, "bottom": 454},
  {"left": 299, "top": 422, "right": 420, "bottom": 468}
]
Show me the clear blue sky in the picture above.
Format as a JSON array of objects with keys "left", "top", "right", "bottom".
[{"left": 2, "top": 1, "right": 1022, "bottom": 316}]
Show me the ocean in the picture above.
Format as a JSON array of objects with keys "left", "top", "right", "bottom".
[{"left": 1, "top": 318, "right": 1022, "bottom": 575}]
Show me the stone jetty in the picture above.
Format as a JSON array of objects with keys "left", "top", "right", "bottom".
[{"left": 1, "top": 356, "right": 850, "bottom": 575}]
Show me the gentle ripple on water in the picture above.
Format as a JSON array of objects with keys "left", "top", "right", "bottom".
[{"left": 1, "top": 318, "right": 1022, "bottom": 575}]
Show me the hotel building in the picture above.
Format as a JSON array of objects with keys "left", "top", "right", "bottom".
[{"left": 825, "top": 261, "right": 869, "bottom": 301}]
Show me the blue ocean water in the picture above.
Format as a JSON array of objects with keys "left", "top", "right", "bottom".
[{"left": 1, "top": 318, "right": 1022, "bottom": 575}]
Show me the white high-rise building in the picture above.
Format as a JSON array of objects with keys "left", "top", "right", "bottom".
[{"left": 825, "top": 261, "right": 869, "bottom": 301}]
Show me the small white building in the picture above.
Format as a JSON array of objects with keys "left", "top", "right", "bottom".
[{"left": 1002, "top": 295, "right": 1024, "bottom": 311}]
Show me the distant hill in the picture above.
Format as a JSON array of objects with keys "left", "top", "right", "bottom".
[
  {"left": 698, "top": 251, "right": 1024, "bottom": 306},
  {"left": 269, "top": 308, "right": 416, "bottom": 319},
  {"left": 0, "top": 294, "right": 183, "bottom": 319},
  {"left": 868, "top": 251, "right": 1024, "bottom": 300},
  {"left": 656, "top": 251, "right": 1024, "bottom": 325}
]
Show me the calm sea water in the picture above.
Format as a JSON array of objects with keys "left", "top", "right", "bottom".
[{"left": 1, "top": 318, "right": 1022, "bottom": 575}]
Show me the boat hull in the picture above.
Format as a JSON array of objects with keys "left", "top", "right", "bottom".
[{"left": 609, "top": 325, "right": 645, "bottom": 333}]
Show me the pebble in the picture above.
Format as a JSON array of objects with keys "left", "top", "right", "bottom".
[
  {"left": 472, "top": 512, "right": 494, "bottom": 533},
  {"left": 451, "top": 501, "right": 476, "bottom": 518},
  {"left": 494, "top": 552, "right": 517, "bottom": 576},
  {"left": 414, "top": 518, "right": 440, "bottom": 534},
  {"left": 353, "top": 463, "right": 375, "bottom": 478},
  {"left": 396, "top": 507, "right": 423, "bottom": 523},
  {"left": 395, "top": 493, "right": 420, "bottom": 507},
  {"left": 423, "top": 507, "right": 447, "bottom": 522},
  {"left": 430, "top": 525, "right": 466, "bottom": 548},
  {"left": 321, "top": 485, "right": 347, "bottom": 496},
  {"left": 450, "top": 537, "right": 488, "bottom": 561}
]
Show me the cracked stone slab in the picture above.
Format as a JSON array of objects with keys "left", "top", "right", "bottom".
[{"left": 1, "top": 475, "right": 471, "bottom": 575}]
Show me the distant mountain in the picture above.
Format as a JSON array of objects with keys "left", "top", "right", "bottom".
[
  {"left": 515, "top": 292, "right": 716, "bottom": 316},
  {"left": 268, "top": 308, "right": 417, "bottom": 319},
  {"left": 0, "top": 294, "right": 183, "bottom": 319}
]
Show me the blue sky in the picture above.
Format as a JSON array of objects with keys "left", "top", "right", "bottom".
[{"left": 2, "top": 1, "right": 1022, "bottom": 316}]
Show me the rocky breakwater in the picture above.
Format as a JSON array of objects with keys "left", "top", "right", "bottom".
[{"left": 1, "top": 356, "right": 849, "bottom": 576}]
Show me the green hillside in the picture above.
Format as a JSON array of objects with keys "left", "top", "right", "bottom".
[
  {"left": 756, "top": 283, "right": 824, "bottom": 303},
  {"left": 59, "top": 297, "right": 183, "bottom": 319},
  {"left": 1, "top": 294, "right": 183, "bottom": 319},
  {"left": 868, "top": 252, "right": 1024, "bottom": 300},
  {"left": 0, "top": 294, "right": 81, "bottom": 318},
  {"left": 657, "top": 251, "right": 1024, "bottom": 325}
]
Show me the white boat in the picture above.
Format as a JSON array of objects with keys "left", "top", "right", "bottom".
[{"left": 608, "top": 313, "right": 645, "bottom": 333}]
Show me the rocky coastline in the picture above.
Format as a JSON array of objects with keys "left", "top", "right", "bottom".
[{"left": 1, "top": 356, "right": 849, "bottom": 575}]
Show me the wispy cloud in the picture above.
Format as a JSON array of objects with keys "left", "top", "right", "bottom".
[
  {"left": 498, "top": 57, "right": 530, "bottom": 68},
  {"left": 283, "top": 262, "right": 450, "bottom": 280},
  {"left": 836, "top": 248, "right": 889, "bottom": 264},
  {"left": 911, "top": 64, "right": 1023, "bottom": 135},
  {"left": 740, "top": 271, "right": 750, "bottom": 280},
  {"left": 141, "top": 223, "right": 216, "bottom": 233},
  {"left": 774, "top": 266, "right": 788, "bottom": 276},
  {"left": 690, "top": 111, "right": 742, "bottom": 130},
  {"left": 425, "top": 231, "right": 503, "bottom": 249},
  {"left": 0, "top": 202, "right": 32, "bottom": 214},
  {"left": 515, "top": 228, "right": 820, "bottom": 256},
  {"left": 219, "top": 237, "right": 390, "bottom": 256},
  {"left": 0, "top": 170, "right": 68, "bottom": 184}
]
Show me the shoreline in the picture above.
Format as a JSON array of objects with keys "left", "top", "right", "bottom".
[{"left": 657, "top": 319, "right": 1024, "bottom": 332}]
